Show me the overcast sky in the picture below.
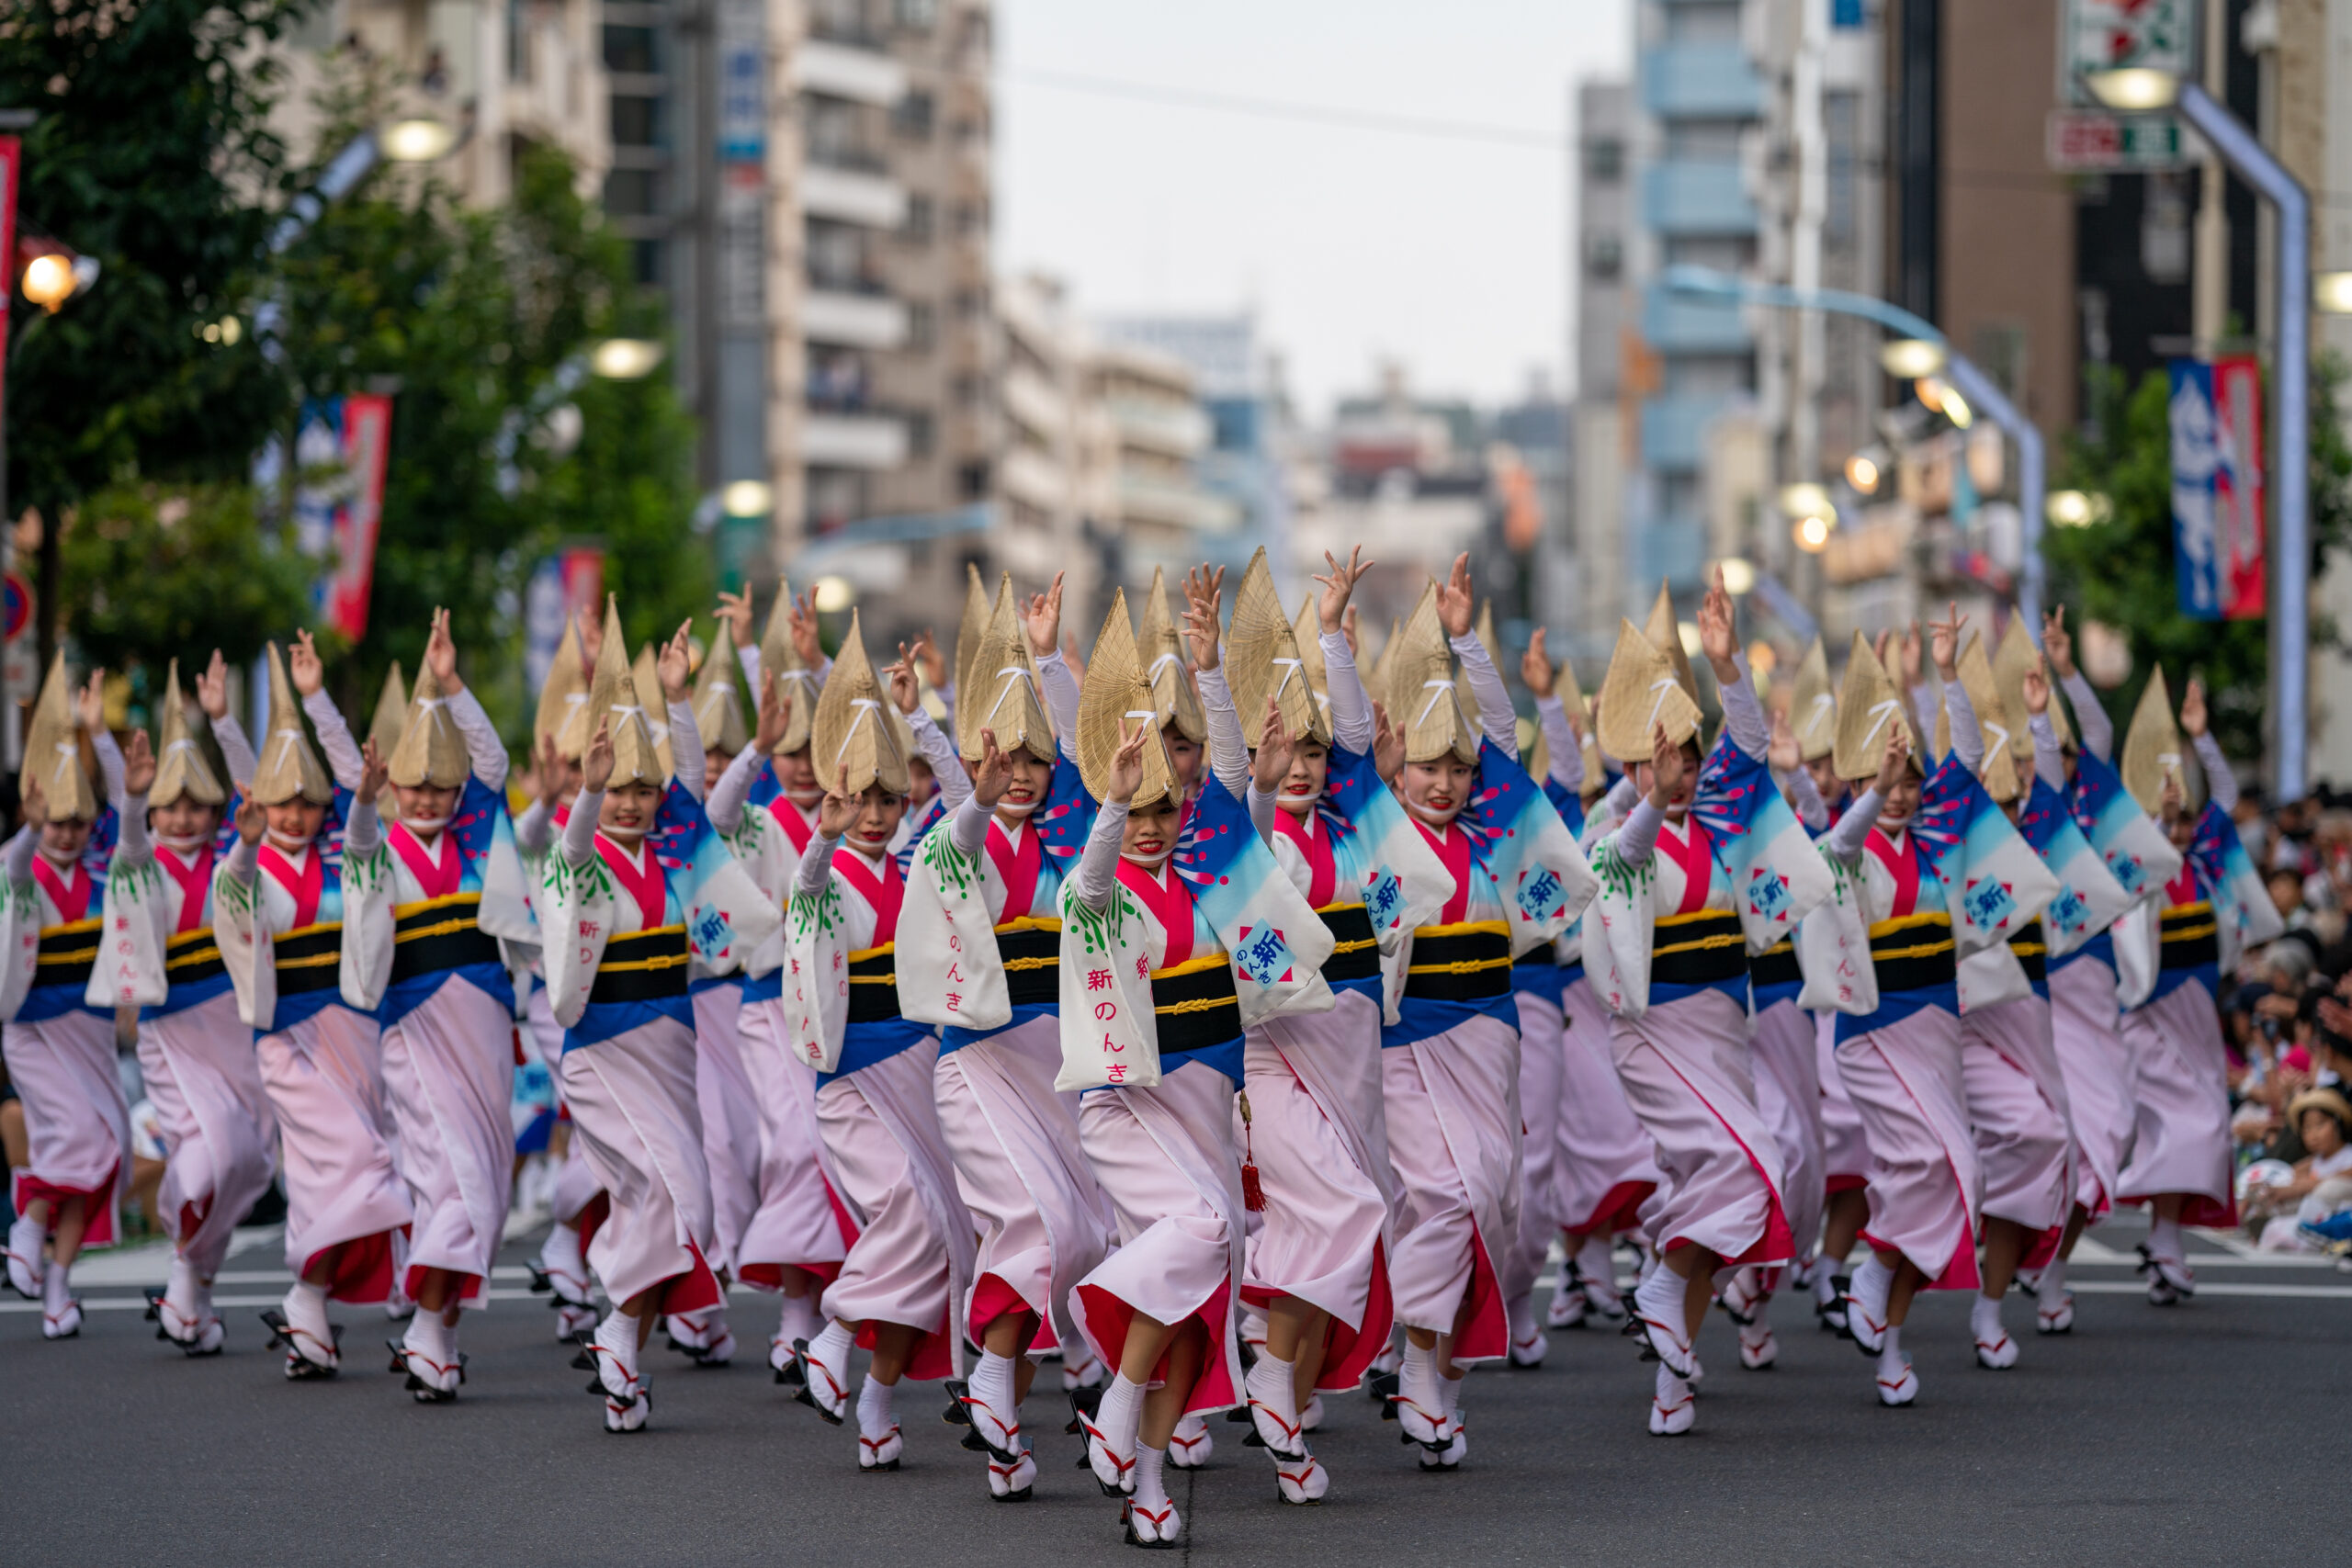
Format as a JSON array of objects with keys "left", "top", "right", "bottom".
[{"left": 994, "top": 0, "right": 1634, "bottom": 421}]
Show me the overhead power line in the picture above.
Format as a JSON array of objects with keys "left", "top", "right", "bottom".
[{"left": 1004, "top": 67, "right": 1566, "bottom": 151}]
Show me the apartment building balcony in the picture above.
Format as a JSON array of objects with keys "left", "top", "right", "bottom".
[
  {"left": 793, "top": 39, "right": 907, "bottom": 106},
  {"left": 1640, "top": 160, "right": 1757, "bottom": 237},
  {"left": 1001, "top": 366, "right": 1067, "bottom": 446},
  {"left": 1108, "top": 399, "right": 1211, "bottom": 460},
  {"left": 1641, "top": 288, "right": 1751, "bottom": 354},
  {"left": 1639, "top": 393, "right": 1731, "bottom": 472},
  {"left": 802, "top": 159, "right": 907, "bottom": 228},
  {"left": 1116, "top": 472, "right": 1227, "bottom": 533},
  {"left": 999, "top": 444, "right": 1068, "bottom": 514},
  {"left": 1639, "top": 41, "right": 1765, "bottom": 119},
  {"left": 802, "top": 409, "right": 909, "bottom": 469},
  {"left": 803, "top": 288, "right": 909, "bottom": 350}
]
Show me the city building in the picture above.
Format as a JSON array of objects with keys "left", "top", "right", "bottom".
[{"left": 1570, "top": 79, "right": 1633, "bottom": 674}]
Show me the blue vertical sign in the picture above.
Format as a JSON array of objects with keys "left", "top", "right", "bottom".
[{"left": 2168, "top": 358, "right": 2222, "bottom": 621}]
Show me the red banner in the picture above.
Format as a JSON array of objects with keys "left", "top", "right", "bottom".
[
  {"left": 294, "top": 393, "right": 394, "bottom": 639},
  {"left": 2211, "top": 355, "right": 2266, "bottom": 619},
  {"left": 0, "top": 136, "right": 20, "bottom": 485}
]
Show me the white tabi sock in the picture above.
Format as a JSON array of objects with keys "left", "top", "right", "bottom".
[
  {"left": 1438, "top": 1371, "right": 1464, "bottom": 1421},
  {"left": 777, "top": 1291, "right": 819, "bottom": 1349},
  {"left": 1875, "top": 1325, "right": 1905, "bottom": 1380},
  {"left": 969, "top": 1348, "right": 1020, "bottom": 1424},
  {"left": 43, "top": 1255, "right": 72, "bottom": 1313},
  {"left": 808, "top": 1316, "right": 855, "bottom": 1371},
  {"left": 1132, "top": 1440, "right": 1170, "bottom": 1511},
  {"left": 165, "top": 1253, "right": 202, "bottom": 1320},
  {"left": 2149, "top": 1214, "right": 2184, "bottom": 1261},
  {"left": 856, "top": 1373, "right": 897, "bottom": 1438},
  {"left": 1245, "top": 1349, "right": 1298, "bottom": 1423},
  {"left": 1849, "top": 1253, "right": 1894, "bottom": 1325},
  {"left": 404, "top": 1304, "right": 452, "bottom": 1363},
  {"left": 1399, "top": 1339, "right": 1439, "bottom": 1415},
  {"left": 594, "top": 1309, "right": 640, "bottom": 1383},
  {"left": 1633, "top": 1261, "right": 1687, "bottom": 1342},
  {"left": 1815, "top": 1262, "right": 1841, "bottom": 1305},
  {"left": 1097, "top": 1372, "right": 1147, "bottom": 1456},
  {"left": 1578, "top": 1233, "right": 1618, "bottom": 1291},
  {"left": 1507, "top": 1292, "right": 1538, "bottom": 1342},
  {"left": 1970, "top": 1292, "right": 2004, "bottom": 1343},
  {"left": 539, "top": 1220, "right": 584, "bottom": 1283},
  {"left": 2041, "top": 1257, "right": 2068, "bottom": 1297},
  {"left": 284, "top": 1280, "right": 329, "bottom": 1342}
]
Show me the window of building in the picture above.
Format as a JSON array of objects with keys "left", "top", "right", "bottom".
[
  {"left": 1585, "top": 234, "right": 1623, "bottom": 280},
  {"left": 808, "top": 468, "right": 867, "bottom": 534},
  {"left": 1664, "top": 119, "right": 1743, "bottom": 162},
  {"left": 906, "top": 300, "right": 935, "bottom": 351},
  {"left": 1582, "top": 136, "right": 1624, "bottom": 184},
  {"left": 905, "top": 410, "right": 935, "bottom": 457},
  {"left": 893, "top": 91, "right": 933, "bottom": 140},
  {"left": 603, "top": 24, "right": 658, "bottom": 73},
  {"left": 902, "top": 195, "right": 933, "bottom": 242},
  {"left": 1664, "top": 1, "right": 1742, "bottom": 42},
  {"left": 958, "top": 459, "right": 990, "bottom": 501},
  {"left": 604, "top": 168, "right": 660, "bottom": 217},
  {"left": 954, "top": 372, "right": 985, "bottom": 411},
  {"left": 629, "top": 238, "right": 662, "bottom": 288},
  {"left": 609, "top": 96, "right": 660, "bottom": 148},
  {"left": 953, "top": 288, "right": 986, "bottom": 322}
]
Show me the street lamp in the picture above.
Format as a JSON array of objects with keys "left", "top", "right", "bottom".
[
  {"left": 590, "top": 337, "right": 663, "bottom": 379},
  {"left": 382, "top": 118, "right": 458, "bottom": 163},
  {"left": 721, "top": 479, "right": 773, "bottom": 517},
  {"left": 2319, "top": 272, "right": 2352, "bottom": 314},
  {"left": 1793, "top": 513, "right": 1833, "bottom": 554},
  {"left": 1880, "top": 338, "right": 1946, "bottom": 379},
  {"left": 2082, "top": 68, "right": 2181, "bottom": 111}
]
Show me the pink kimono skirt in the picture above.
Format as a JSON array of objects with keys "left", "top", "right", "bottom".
[{"left": 138, "top": 989, "right": 276, "bottom": 1277}]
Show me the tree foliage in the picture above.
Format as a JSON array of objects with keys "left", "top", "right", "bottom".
[
  {"left": 59, "top": 481, "right": 313, "bottom": 671},
  {"left": 2043, "top": 359, "right": 2352, "bottom": 764}
]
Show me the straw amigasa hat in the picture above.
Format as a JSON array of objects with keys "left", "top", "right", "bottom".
[
  {"left": 1991, "top": 611, "right": 2071, "bottom": 759},
  {"left": 1366, "top": 615, "right": 1402, "bottom": 703},
  {"left": 1595, "top": 617, "right": 1703, "bottom": 765},
  {"left": 587, "top": 599, "right": 667, "bottom": 790},
  {"left": 1788, "top": 636, "right": 1837, "bottom": 763},
  {"left": 1641, "top": 581, "right": 1702, "bottom": 711},
  {"left": 959, "top": 572, "right": 1056, "bottom": 764},
  {"left": 1831, "top": 630, "right": 1919, "bottom": 784},
  {"left": 1078, "top": 589, "right": 1178, "bottom": 809},
  {"left": 1389, "top": 581, "right": 1479, "bottom": 766},
  {"left": 1291, "top": 592, "right": 1331, "bottom": 709},
  {"left": 18, "top": 651, "right": 98, "bottom": 822},
  {"left": 537, "top": 615, "right": 593, "bottom": 760},
  {"left": 2120, "top": 666, "right": 2186, "bottom": 814},
  {"left": 759, "top": 576, "right": 816, "bottom": 756},
  {"left": 1952, "top": 630, "right": 2020, "bottom": 804},
  {"left": 386, "top": 656, "right": 471, "bottom": 793},
  {"left": 149, "top": 659, "right": 225, "bottom": 810},
  {"left": 954, "top": 560, "right": 989, "bottom": 697},
  {"left": 1228, "top": 547, "right": 1331, "bottom": 749},
  {"left": 250, "top": 642, "right": 335, "bottom": 807},
  {"left": 694, "top": 615, "right": 750, "bottom": 757},
  {"left": 812, "top": 610, "right": 910, "bottom": 798},
  {"left": 630, "top": 643, "right": 676, "bottom": 782},
  {"left": 1137, "top": 565, "right": 1207, "bottom": 745},
  {"left": 368, "top": 663, "right": 409, "bottom": 760}
]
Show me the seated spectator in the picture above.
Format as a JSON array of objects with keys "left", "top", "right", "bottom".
[{"left": 2251, "top": 1089, "right": 2352, "bottom": 1251}]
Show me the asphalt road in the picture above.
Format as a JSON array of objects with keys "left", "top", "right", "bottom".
[{"left": 4, "top": 1223, "right": 2340, "bottom": 1566}]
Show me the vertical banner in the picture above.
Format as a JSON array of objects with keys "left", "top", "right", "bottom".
[
  {"left": 523, "top": 546, "right": 605, "bottom": 694},
  {"left": 2168, "top": 358, "right": 2222, "bottom": 621},
  {"left": 0, "top": 134, "right": 18, "bottom": 457},
  {"left": 2211, "top": 354, "right": 2267, "bottom": 619},
  {"left": 291, "top": 393, "right": 395, "bottom": 639}
]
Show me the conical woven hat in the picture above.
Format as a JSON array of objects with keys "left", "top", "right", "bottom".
[
  {"left": 1366, "top": 616, "right": 1401, "bottom": 705},
  {"left": 1642, "top": 581, "right": 1702, "bottom": 705},
  {"left": 1228, "top": 548, "right": 1331, "bottom": 749},
  {"left": 1790, "top": 637, "right": 1836, "bottom": 761},
  {"left": 18, "top": 652, "right": 96, "bottom": 822},
  {"left": 694, "top": 617, "right": 749, "bottom": 755},
  {"left": 250, "top": 643, "right": 334, "bottom": 807},
  {"left": 536, "top": 616, "right": 589, "bottom": 754},
  {"left": 1596, "top": 618, "right": 1703, "bottom": 763},
  {"left": 954, "top": 560, "right": 989, "bottom": 696},
  {"left": 1078, "top": 590, "right": 1178, "bottom": 809},
  {"left": 1456, "top": 600, "right": 1506, "bottom": 736},
  {"left": 368, "top": 662, "right": 409, "bottom": 760},
  {"left": 1953, "top": 631, "right": 2020, "bottom": 802},
  {"left": 1137, "top": 566, "right": 1207, "bottom": 744},
  {"left": 149, "top": 660, "right": 224, "bottom": 810},
  {"left": 1991, "top": 612, "right": 2070, "bottom": 756},
  {"left": 958, "top": 573, "right": 1055, "bottom": 763},
  {"left": 1290, "top": 593, "right": 1329, "bottom": 696},
  {"left": 1832, "top": 631, "right": 1918, "bottom": 784},
  {"left": 588, "top": 599, "right": 665, "bottom": 789},
  {"left": 632, "top": 644, "right": 675, "bottom": 781},
  {"left": 388, "top": 661, "right": 471, "bottom": 790},
  {"left": 759, "top": 577, "right": 815, "bottom": 755},
  {"left": 812, "top": 610, "right": 910, "bottom": 798},
  {"left": 1391, "top": 581, "right": 1478, "bottom": 765},
  {"left": 2121, "top": 666, "right": 2185, "bottom": 814}
]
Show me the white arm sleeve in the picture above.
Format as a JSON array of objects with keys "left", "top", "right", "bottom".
[
  {"left": 560, "top": 795, "right": 602, "bottom": 866},
  {"left": 1825, "top": 788, "right": 1884, "bottom": 863},
  {"left": 1038, "top": 650, "right": 1082, "bottom": 763},
  {"left": 666, "top": 701, "right": 705, "bottom": 803},
  {"left": 2192, "top": 732, "right": 2238, "bottom": 815},
  {"left": 1071, "top": 801, "right": 1129, "bottom": 911},
  {"left": 737, "top": 643, "right": 761, "bottom": 692},
  {"left": 1320, "top": 630, "right": 1374, "bottom": 756},
  {"left": 2060, "top": 670, "right": 2112, "bottom": 762},
  {"left": 1716, "top": 655, "right": 1769, "bottom": 761},
  {"left": 1535, "top": 695, "right": 1586, "bottom": 794},
  {"left": 4, "top": 825, "right": 37, "bottom": 886},
  {"left": 949, "top": 796, "right": 989, "bottom": 858},
  {"left": 705, "top": 745, "right": 763, "bottom": 836},
  {"left": 514, "top": 795, "right": 553, "bottom": 854},
  {"left": 1449, "top": 633, "right": 1518, "bottom": 763},
  {"left": 1193, "top": 665, "right": 1252, "bottom": 803},
  {"left": 1616, "top": 795, "right": 1666, "bottom": 870},
  {"left": 447, "top": 687, "right": 509, "bottom": 793},
  {"left": 1787, "top": 765, "right": 1829, "bottom": 831},
  {"left": 908, "top": 710, "right": 971, "bottom": 815},
  {"left": 301, "top": 689, "right": 365, "bottom": 791},
  {"left": 90, "top": 726, "right": 126, "bottom": 809},
  {"left": 212, "top": 716, "right": 258, "bottom": 791},
  {"left": 1247, "top": 784, "right": 1279, "bottom": 844},
  {"left": 1943, "top": 682, "right": 1985, "bottom": 775},
  {"left": 115, "top": 793, "right": 152, "bottom": 866},
  {"left": 2030, "top": 714, "right": 2066, "bottom": 793},
  {"left": 221, "top": 835, "right": 257, "bottom": 885},
  {"left": 793, "top": 832, "right": 840, "bottom": 900},
  {"left": 343, "top": 796, "right": 382, "bottom": 857}
]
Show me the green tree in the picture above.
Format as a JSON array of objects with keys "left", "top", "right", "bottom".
[
  {"left": 2043, "top": 360, "right": 2352, "bottom": 763},
  {"left": 0, "top": 0, "right": 305, "bottom": 663},
  {"left": 58, "top": 481, "right": 313, "bottom": 672}
]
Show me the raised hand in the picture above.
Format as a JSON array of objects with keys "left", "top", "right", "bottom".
[
  {"left": 1646, "top": 723, "right": 1687, "bottom": 808},
  {"left": 1927, "top": 600, "right": 1965, "bottom": 682},
  {"left": 1521, "top": 627, "right": 1555, "bottom": 699},
  {"left": 657, "top": 619, "right": 694, "bottom": 703},
  {"left": 577, "top": 604, "right": 605, "bottom": 666},
  {"left": 1182, "top": 565, "right": 1225, "bottom": 672},
  {"left": 2181, "top": 675, "right": 2209, "bottom": 739},
  {"left": 1023, "top": 571, "right": 1066, "bottom": 660},
  {"left": 583, "top": 716, "right": 616, "bottom": 794},
  {"left": 1436, "top": 553, "right": 1475, "bottom": 639},
  {"left": 2158, "top": 770, "right": 2184, "bottom": 825},
  {"left": 77, "top": 669, "right": 106, "bottom": 732},
  {"left": 754, "top": 671, "right": 791, "bottom": 754},
  {"left": 816, "top": 762, "right": 860, "bottom": 839},
  {"left": 1896, "top": 622, "right": 1924, "bottom": 687},
  {"left": 2042, "top": 606, "right": 2075, "bottom": 680},
  {"left": 1873, "top": 723, "right": 1911, "bottom": 797},
  {"left": 1699, "top": 565, "right": 1738, "bottom": 679},
  {"left": 232, "top": 783, "right": 266, "bottom": 846},
  {"left": 1105, "top": 717, "right": 1151, "bottom": 806},
  {"left": 198, "top": 650, "right": 230, "bottom": 721},
  {"left": 1768, "top": 708, "right": 1800, "bottom": 773},
  {"left": 1250, "top": 695, "right": 1295, "bottom": 795},
  {"left": 425, "top": 606, "right": 462, "bottom": 692},
  {"left": 356, "top": 736, "right": 390, "bottom": 807},
  {"left": 714, "top": 588, "right": 753, "bottom": 647},
  {"left": 910, "top": 628, "right": 947, "bottom": 692},
  {"left": 122, "top": 729, "right": 156, "bottom": 796},
  {"left": 886, "top": 644, "right": 922, "bottom": 716},
  {"left": 787, "top": 592, "right": 824, "bottom": 668},
  {"left": 289, "top": 630, "right": 324, "bottom": 697},
  {"left": 534, "top": 733, "right": 565, "bottom": 805},
  {"left": 1872, "top": 628, "right": 1894, "bottom": 676},
  {"left": 1314, "top": 546, "right": 1373, "bottom": 635},
  {"left": 970, "top": 729, "right": 1013, "bottom": 810},
  {"left": 2021, "top": 657, "right": 2051, "bottom": 717},
  {"left": 1371, "top": 700, "right": 1405, "bottom": 783}
]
